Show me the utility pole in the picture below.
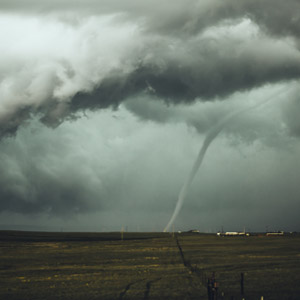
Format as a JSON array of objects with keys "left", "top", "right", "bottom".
[{"left": 121, "top": 226, "right": 124, "bottom": 241}]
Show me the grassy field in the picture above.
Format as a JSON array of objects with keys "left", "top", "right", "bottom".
[{"left": 0, "top": 231, "right": 299, "bottom": 300}]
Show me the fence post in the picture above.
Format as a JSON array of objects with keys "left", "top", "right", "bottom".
[
  {"left": 213, "top": 281, "right": 218, "bottom": 300},
  {"left": 207, "top": 278, "right": 212, "bottom": 300},
  {"left": 206, "top": 272, "right": 219, "bottom": 300},
  {"left": 240, "top": 272, "right": 244, "bottom": 295}
]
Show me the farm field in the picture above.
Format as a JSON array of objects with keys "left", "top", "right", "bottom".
[{"left": 0, "top": 231, "right": 300, "bottom": 300}]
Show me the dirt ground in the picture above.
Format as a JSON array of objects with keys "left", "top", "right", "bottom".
[{"left": 0, "top": 231, "right": 299, "bottom": 300}]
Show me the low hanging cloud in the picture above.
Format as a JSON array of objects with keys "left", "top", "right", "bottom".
[
  {"left": 1, "top": 103, "right": 300, "bottom": 231},
  {"left": 0, "top": 110, "right": 193, "bottom": 216}
]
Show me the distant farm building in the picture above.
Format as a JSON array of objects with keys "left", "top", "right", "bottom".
[
  {"left": 217, "top": 231, "right": 250, "bottom": 236},
  {"left": 266, "top": 231, "right": 284, "bottom": 236},
  {"left": 187, "top": 229, "right": 200, "bottom": 233}
]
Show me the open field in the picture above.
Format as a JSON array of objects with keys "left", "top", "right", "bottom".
[{"left": 0, "top": 231, "right": 300, "bottom": 300}]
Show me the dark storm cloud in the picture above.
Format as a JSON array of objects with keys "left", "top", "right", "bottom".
[
  {"left": 2, "top": 107, "right": 300, "bottom": 231},
  {"left": 0, "top": 107, "right": 31, "bottom": 137},
  {"left": 0, "top": 113, "right": 191, "bottom": 216},
  {"left": 2, "top": 0, "right": 300, "bottom": 39},
  {"left": 0, "top": 135, "right": 100, "bottom": 215},
  {"left": 1, "top": 1, "right": 300, "bottom": 231},
  {"left": 1, "top": 0, "right": 300, "bottom": 135},
  {"left": 66, "top": 36, "right": 300, "bottom": 116}
]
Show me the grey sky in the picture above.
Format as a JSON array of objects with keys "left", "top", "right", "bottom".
[{"left": 0, "top": 1, "right": 300, "bottom": 232}]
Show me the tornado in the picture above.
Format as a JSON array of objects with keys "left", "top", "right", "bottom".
[
  {"left": 163, "top": 114, "right": 233, "bottom": 232},
  {"left": 163, "top": 87, "right": 289, "bottom": 232}
]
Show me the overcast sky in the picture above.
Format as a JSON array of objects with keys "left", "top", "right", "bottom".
[{"left": 0, "top": 0, "right": 300, "bottom": 232}]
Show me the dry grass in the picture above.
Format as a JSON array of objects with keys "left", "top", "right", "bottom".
[{"left": 0, "top": 231, "right": 299, "bottom": 299}]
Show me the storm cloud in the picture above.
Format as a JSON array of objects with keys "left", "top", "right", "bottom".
[
  {"left": 1, "top": 1, "right": 300, "bottom": 134},
  {"left": 0, "top": 1, "right": 300, "bottom": 231}
]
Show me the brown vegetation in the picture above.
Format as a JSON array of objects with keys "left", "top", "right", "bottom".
[{"left": 0, "top": 231, "right": 299, "bottom": 299}]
